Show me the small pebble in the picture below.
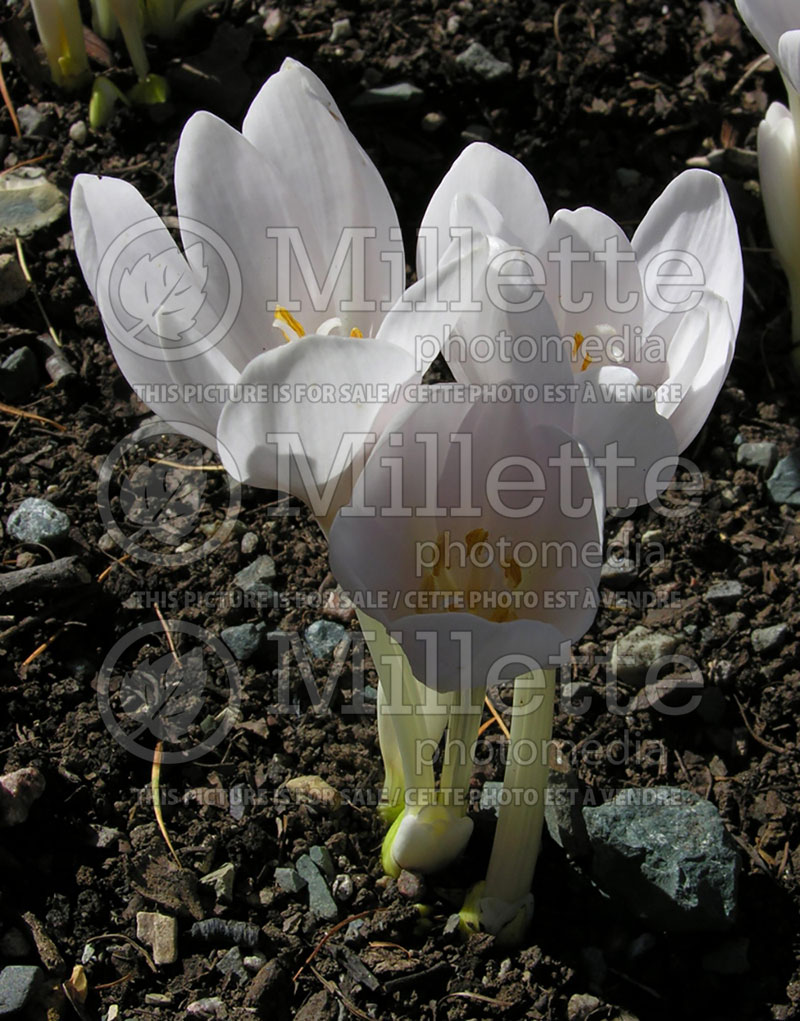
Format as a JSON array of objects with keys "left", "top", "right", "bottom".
[
  {"left": 567, "top": 993, "right": 601, "bottom": 1021},
  {"left": 396, "top": 869, "right": 426, "bottom": 901},
  {"left": 455, "top": 41, "right": 512, "bottom": 81},
  {"left": 421, "top": 111, "right": 446, "bottom": 133},
  {"left": 136, "top": 912, "right": 178, "bottom": 966},
  {"left": 243, "top": 952, "right": 267, "bottom": 973},
  {"left": 200, "top": 862, "right": 235, "bottom": 903},
  {"left": 767, "top": 452, "right": 800, "bottom": 507},
  {"left": 0, "top": 767, "right": 45, "bottom": 826},
  {"left": 240, "top": 531, "right": 259, "bottom": 554},
  {"left": 263, "top": 7, "right": 288, "bottom": 38},
  {"left": 217, "top": 946, "right": 249, "bottom": 983},
  {"left": 332, "top": 874, "right": 354, "bottom": 903},
  {"left": 295, "top": 854, "right": 338, "bottom": 921},
  {"left": 68, "top": 120, "right": 88, "bottom": 145},
  {"left": 330, "top": 17, "right": 352, "bottom": 42},
  {"left": 145, "top": 993, "right": 173, "bottom": 1006},
  {"left": 274, "top": 867, "right": 306, "bottom": 894},
  {"left": 705, "top": 580, "right": 743, "bottom": 608},
  {"left": 7, "top": 497, "right": 70, "bottom": 545},
  {"left": 751, "top": 624, "right": 789, "bottom": 654},
  {"left": 736, "top": 441, "right": 777, "bottom": 473},
  {"left": 186, "top": 997, "right": 225, "bottom": 1018}
]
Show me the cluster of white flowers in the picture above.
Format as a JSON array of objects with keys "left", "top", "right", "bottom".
[{"left": 71, "top": 57, "right": 744, "bottom": 942}]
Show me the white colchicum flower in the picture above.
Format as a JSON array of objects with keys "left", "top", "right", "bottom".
[
  {"left": 329, "top": 385, "right": 603, "bottom": 886},
  {"left": 71, "top": 58, "right": 455, "bottom": 527},
  {"left": 419, "top": 144, "right": 742, "bottom": 476},
  {"left": 736, "top": 0, "right": 800, "bottom": 358}
]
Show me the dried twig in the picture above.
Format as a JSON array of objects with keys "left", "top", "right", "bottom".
[
  {"left": 15, "top": 238, "right": 61, "bottom": 348},
  {"left": 0, "top": 60, "right": 21, "bottom": 137},
  {"left": 733, "top": 694, "right": 793, "bottom": 756},
  {"left": 0, "top": 400, "right": 66, "bottom": 431}
]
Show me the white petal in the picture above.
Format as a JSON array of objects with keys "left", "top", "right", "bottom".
[
  {"left": 758, "top": 103, "right": 800, "bottom": 278},
  {"left": 539, "top": 207, "right": 644, "bottom": 347},
  {"left": 778, "top": 29, "right": 800, "bottom": 94},
  {"left": 632, "top": 169, "right": 743, "bottom": 335},
  {"left": 215, "top": 335, "right": 417, "bottom": 517},
  {"left": 240, "top": 58, "right": 403, "bottom": 333},
  {"left": 573, "top": 365, "right": 677, "bottom": 508},
  {"left": 657, "top": 291, "right": 736, "bottom": 451},
  {"left": 735, "top": 0, "right": 800, "bottom": 65},
  {"left": 70, "top": 174, "right": 223, "bottom": 438},
  {"left": 417, "top": 142, "right": 549, "bottom": 277}
]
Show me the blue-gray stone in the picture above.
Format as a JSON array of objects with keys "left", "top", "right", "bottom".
[
  {"left": 234, "top": 556, "right": 276, "bottom": 592},
  {"left": 767, "top": 452, "right": 800, "bottom": 507},
  {"left": 310, "top": 845, "right": 336, "bottom": 878},
  {"left": 0, "top": 168, "right": 67, "bottom": 239},
  {"left": 704, "top": 580, "right": 742, "bottom": 608},
  {"left": 751, "top": 624, "right": 789, "bottom": 654},
  {"left": 221, "top": 622, "right": 267, "bottom": 662},
  {"left": 295, "top": 854, "right": 338, "bottom": 921},
  {"left": 0, "top": 347, "right": 38, "bottom": 401},
  {"left": 736, "top": 442, "right": 777, "bottom": 473},
  {"left": 217, "top": 946, "right": 248, "bottom": 983},
  {"left": 352, "top": 83, "right": 425, "bottom": 109},
  {"left": 583, "top": 787, "right": 740, "bottom": 931},
  {"left": 305, "top": 620, "right": 347, "bottom": 658},
  {"left": 456, "top": 42, "right": 512, "bottom": 81},
  {"left": 7, "top": 497, "right": 70, "bottom": 545},
  {"left": 600, "top": 556, "right": 637, "bottom": 590},
  {"left": 0, "top": 965, "right": 43, "bottom": 1015},
  {"left": 274, "top": 867, "right": 306, "bottom": 894}
]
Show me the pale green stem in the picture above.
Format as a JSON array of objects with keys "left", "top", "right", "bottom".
[
  {"left": 438, "top": 683, "right": 486, "bottom": 815},
  {"left": 110, "top": 0, "right": 149, "bottom": 81},
  {"left": 30, "top": 0, "right": 89, "bottom": 89},
  {"left": 90, "top": 0, "right": 118, "bottom": 38},
  {"left": 483, "top": 669, "right": 555, "bottom": 906}
]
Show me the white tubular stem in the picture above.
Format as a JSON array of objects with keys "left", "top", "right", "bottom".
[
  {"left": 482, "top": 669, "right": 556, "bottom": 905},
  {"left": 439, "top": 683, "right": 486, "bottom": 814},
  {"left": 110, "top": 0, "right": 150, "bottom": 80}
]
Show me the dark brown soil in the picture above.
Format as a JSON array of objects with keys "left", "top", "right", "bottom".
[{"left": 1, "top": 1, "right": 799, "bottom": 1019}]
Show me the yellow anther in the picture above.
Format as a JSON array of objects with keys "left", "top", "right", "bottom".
[
  {"left": 580, "top": 352, "right": 592, "bottom": 372},
  {"left": 502, "top": 557, "right": 522, "bottom": 589},
  {"left": 350, "top": 327, "right": 363, "bottom": 338},
  {"left": 465, "top": 528, "right": 488, "bottom": 555},
  {"left": 274, "top": 305, "right": 305, "bottom": 340},
  {"left": 573, "top": 332, "right": 584, "bottom": 355}
]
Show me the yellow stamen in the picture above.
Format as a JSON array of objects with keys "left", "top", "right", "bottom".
[
  {"left": 465, "top": 528, "right": 488, "bottom": 555},
  {"left": 350, "top": 327, "right": 363, "bottom": 338},
  {"left": 274, "top": 305, "right": 305, "bottom": 341},
  {"left": 573, "top": 332, "right": 584, "bottom": 355},
  {"left": 502, "top": 557, "right": 522, "bottom": 588},
  {"left": 581, "top": 352, "right": 592, "bottom": 372}
]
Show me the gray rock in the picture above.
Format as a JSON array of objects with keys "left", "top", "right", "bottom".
[
  {"left": 136, "top": 911, "right": 178, "bottom": 965},
  {"left": 344, "top": 918, "right": 365, "bottom": 946},
  {"left": 601, "top": 556, "right": 638, "bottom": 590},
  {"left": 200, "top": 862, "right": 235, "bottom": 903},
  {"left": 767, "top": 452, "right": 800, "bottom": 507},
  {"left": 0, "top": 168, "right": 67, "bottom": 239},
  {"left": 751, "top": 624, "right": 789, "bottom": 654},
  {"left": 611, "top": 626, "right": 679, "bottom": 683},
  {"left": 0, "top": 347, "right": 38, "bottom": 402},
  {"left": 330, "top": 17, "right": 352, "bottom": 42},
  {"left": 736, "top": 441, "right": 777, "bottom": 473},
  {"left": 560, "top": 680, "right": 594, "bottom": 713},
  {"left": 7, "top": 497, "right": 70, "bottom": 545},
  {"left": 567, "top": 993, "right": 601, "bottom": 1021},
  {"left": 478, "top": 780, "right": 504, "bottom": 817},
  {"left": 352, "top": 83, "right": 425, "bottom": 109},
  {"left": 16, "top": 104, "right": 56, "bottom": 136},
  {"left": 68, "top": 120, "right": 88, "bottom": 145},
  {"left": 310, "top": 844, "right": 336, "bottom": 878},
  {"left": 274, "top": 867, "right": 306, "bottom": 894},
  {"left": 583, "top": 787, "right": 740, "bottom": 931},
  {"left": 217, "top": 946, "right": 248, "bottom": 983},
  {"left": 396, "top": 869, "right": 426, "bottom": 901},
  {"left": 705, "top": 580, "right": 743, "bottom": 608},
  {"left": 0, "top": 966, "right": 43, "bottom": 1015},
  {"left": 234, "top": 555, "right": 276, "bottom": 592},
  {"left": 456, "top": 41, "right": 512, "bottom": 81},
  {"left": 221, "top": 622, "right": 267, "bottom": 662},
  {"left": 545, "top": 767, "right": 591, "bottom": 858},
  {"left": 0, "top": 254, "right": 27, "bottom": 306},
  {"left": 305, "top": 620, "right": 347, "bottom": 658},
  {"left": 641, "top": 528, "right": 663, "bottom": 545},
  {"left": 295, "top": 854, "right": 338, "bottom": 920}
]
